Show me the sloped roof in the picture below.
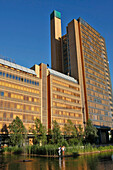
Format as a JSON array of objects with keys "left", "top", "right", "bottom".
[
  {"left": 0, "top": 58, "right": 37, "bottom": 75},
  {"left": 48, "top": 68, "right": 78, "bottom": 83}
]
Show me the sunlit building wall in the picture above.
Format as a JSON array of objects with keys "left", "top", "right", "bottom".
[
  {"left": 47, "top": 68, "right": 83, "bottom": 131},
  {"left": 0, "top": 59, "right": 41, "bottom": 131},
  {"left": 78, "top": 18, "right": 112, "bottom": 128},
  {"left": 50, "top": 10, "right": 113, "bottom": 142},
  {"left": 0, "top": 59, "right": 82, "bottom": 133}
]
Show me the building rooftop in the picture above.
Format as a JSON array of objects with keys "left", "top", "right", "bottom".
[
  {"left": 50, "top": 10, "right": 61, "bottom": 20},
  {"left": 48, "top": 68, "right": 78, "bottom": 83},
  {"left": 0, "top": 58, "right": 37, "bottom": 75}
]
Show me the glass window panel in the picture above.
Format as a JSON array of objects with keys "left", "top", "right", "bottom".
[
  {"left": 6, "top": 73, "right": 9, "bottom": 77},
  {"left": 0, "top": 92, "right": 4, "bottom": 96},
  {"left": 3, "top": 72, "right": 5, "bottom": 77}
]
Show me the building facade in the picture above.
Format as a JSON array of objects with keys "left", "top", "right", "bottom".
[
  {"left": 47, "top": 68, "right": 82, "bottom": 131},
  {"left": 0, "top": 10, "right": 112, "bottom": 144},
  {"left": 0, "top": 59, "right": 41, "bottom": 132},
  {"left": 50, "top": 10, "right": 113, "bottom": 143},
  {"left": 0, "top": 58, "right": 82, "bottom": 134}
]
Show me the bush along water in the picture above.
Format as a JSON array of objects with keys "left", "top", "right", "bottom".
[
  {"left": 3, "top": 146, "right": 24, "bottom": 154},
  {"left": 27, "top": 144, "right": 59, "bottom": 156},
  {"left": 2, "top": 144, "right": 113, "bottom": 156}
]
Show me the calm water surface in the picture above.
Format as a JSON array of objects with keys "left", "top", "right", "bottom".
[{"left": 1, "top": 152, "right": 113, "bottom": 170}]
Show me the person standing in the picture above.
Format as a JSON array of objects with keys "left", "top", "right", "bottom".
[
  {"left": 62, "top": 146, "right": 65, "bottom": 156},
  {"left": 58, "top": 146, "right": 61, "bottom": 156}
]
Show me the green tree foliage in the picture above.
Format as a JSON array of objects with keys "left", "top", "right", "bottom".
[
  {"left": 84, "top": 119, "right": 98, "bottom": 144},
  {"left": 64, "top": 119, "right": 81, "bottom": 145},
  {"left": 1, "top": 124, "right": 8, "bottom": 134},
  {"left": 51, "top": 120, "right": 63, "bottom": 144},
  {"left": 31, "top": 118, "right": 47, "bottom": 145},
  {"left": 8, "top": 116, "right": 27, "bottom": 146},
  {"left": 64, "top": 119, "right": 77, "bottom": 137},
  {"left": 76, "top": 125, "right": 83, "bottom": 141}
]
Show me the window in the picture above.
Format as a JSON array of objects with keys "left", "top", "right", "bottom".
[
  {"left": 3, "top": 72, "right": 5, "bottom": 77},
  {"left": 31, "top": 106, "right": 34, "bottom": 111},
  {"left": 0, "top": 92, "right": 4, "bottom": 96},
  {"left": 9, "top": 74, "right": 12, "bottom": 78},
  {"left": 29, "top": 97, "right": 32, "bottom": 102},
  {"left": 6, "top": 73, "right": 9, "bottom": 77},
  {"left": 0, "top": 70, "right": 39, "bottom": 87}
]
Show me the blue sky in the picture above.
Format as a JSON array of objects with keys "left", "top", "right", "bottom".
[{"left": 0, "top": 0, "right": 113, "bottom": 85}]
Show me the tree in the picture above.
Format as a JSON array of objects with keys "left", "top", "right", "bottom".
[
  {"left": 1, "top": 124, "right": 9, "bottom": 146},
  {"left": 84, "top": 119, "right": 98, "bottom": 144},
  {"left": 31, "top": 118, "right": 47, "bottom": 145},
  {"left": 64, "top": 119, "right": 77, "bottom": 137},
  {"left": 51, "top": 120, "right": 63, "bottom": 144},
  {"left": 76, "top": 125, "right": 83, "bottom": 142},
  {"left": 1, "top": 124, "right": 8, "bottom": 134},
  {"left": 8, "top": 116, "right": 27, "bottom": 146},
  {"left": 64, "top": 119, "right": 80, "bottom": 145}
]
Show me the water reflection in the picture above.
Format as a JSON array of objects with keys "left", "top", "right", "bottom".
[
  {"left": 58, "top": 157, "right": 65, "bottom": 169},
  {"left": 1, "top": 152, "right": 113, "bottom": 170},
  {"left": 59, "top": 157, "right": 61, "bottom": 169},
  {"left": 111, "top": 154, "right": 113, "bottom": 161}
]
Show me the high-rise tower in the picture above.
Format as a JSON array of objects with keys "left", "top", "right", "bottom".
[
  {"left": 50, "top": 10, "right": 62, "bottom": 73},
  {"left": 50, "top": 11, "right": 113, "bottom": 143}
]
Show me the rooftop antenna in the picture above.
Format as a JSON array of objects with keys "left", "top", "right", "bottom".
[{"left": 0, "top": 54, "right": 16, "bottom": 64}]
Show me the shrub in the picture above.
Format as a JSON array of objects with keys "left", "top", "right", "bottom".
[
  {"left": 84, "top": 143, "right": 94, "bottom": 152},
  {"left": 13, "top": 147, "right": 23, "bottom": 154},
  {"left": 29, "top": 144, "right": 58, "bottom": 155},
  {"left": 58, "top": 139, "right": 69, "bottom": 147},
  {"left": 68, "top": 138, "right": 79, "bottom": 146},
  {"left": 3, "top": 146, "right": 24, "bottom": 154}
]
